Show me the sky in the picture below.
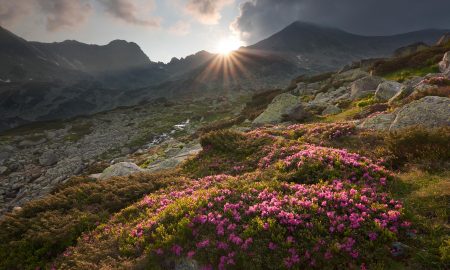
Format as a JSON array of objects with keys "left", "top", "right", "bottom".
[{"left": 1, "top": 0, "right": 450, "bottom": 63}]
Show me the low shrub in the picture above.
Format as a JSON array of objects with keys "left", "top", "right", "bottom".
[
  {"left": 0, "top": 172, "right": 182, "bottom": 270},
  {"left": 386, "top": 126, "right": 450, "bottom": 170},
  {"left": 56, "top": 175, "right": 411, "bottom": 270},
  {"left": 196, "top": 116, "right": 245, "bottom": 136},
  {"left": 183, "top": 130, "right": 274, "bottom": 177}
]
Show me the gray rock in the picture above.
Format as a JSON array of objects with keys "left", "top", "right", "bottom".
[
  {"left": 375, "top": 81, "right": 403, "bottom": 101},
  {"left": 388, "top": 85, "right": 415, "bottom": 106},
  {"left": 321, "top": 105, "right": 342, "bottom": 115},
  {"left": 253, "top": 93, "right": 301, "bottom": 125},
  {"left": 18, "top": 138, "right": 47, "bottom": 147},
  {"left": 390, "top": 96, "right": 450, "bottom": 130},
  {"left": 439, "top": 51, "right": 450, "bottom": 76},
  {"left": 0, "top": 166, "right": 7, "bottom": 175},
  {"left": 358, "top": 113, "right": 396, "bottom": 130},
  {"left": 39, "top": 151, "right": 58, "bottom": 166},
  {"left": 283, "top": 104, "right": 311, "bottom": 122},
  {"left": 99, "top": 162, "right": 144, "bottom": 179},
  {"left": 147, "top": 144, "right": 202, "bottom": 172},
  {"left": 350, "top": 76, "right": 384, "bottom": 99}
]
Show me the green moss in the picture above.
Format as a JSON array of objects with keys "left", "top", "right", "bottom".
[{"left": 383, "top": 65, "right": 440, "bottom": 82}]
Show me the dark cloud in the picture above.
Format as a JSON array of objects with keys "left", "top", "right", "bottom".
[
  {"left": 232, "top": 0, "right": 450, "bottom": 43},
  {"left": 185, "top": 0, "right": 233, "bottom": 24},
  {"left": 98, "top": 0, "right": 160, "bottom": 27},
  {"left": 37, "top": 0, "right": 92, "bottom": 31}
]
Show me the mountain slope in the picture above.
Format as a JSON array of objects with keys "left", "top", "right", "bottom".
[
  {"left": 248, "top": 21, "right": 449, "bottom": 71},
  {"left": 31, "top": 39, "right": 152, "bottom": 73}
]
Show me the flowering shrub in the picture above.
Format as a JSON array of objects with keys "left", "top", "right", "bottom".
[
  {"left": 146, "top": 180, "right": 410, "bottom": 269},
  {"left": 259, "top": 143, "right": 391, "bottom": 186},
  {"left": 280, "top": 122, "right": 356, "bottom": 143},
  {"left": 56, "top": 173, "right": 411, "bottom": 269}
]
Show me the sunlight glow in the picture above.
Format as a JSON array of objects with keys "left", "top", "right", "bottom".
[{"left": 216, "top": 36, "right": 244, "bottom": 55}]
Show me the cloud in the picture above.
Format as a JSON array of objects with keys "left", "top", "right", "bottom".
[
  {"left": 0, "top": 0, "right": 33, "bottom": 27},
  {"left": 97, "top": 0, "right": 160, "bottom": 27},
  {"left": 232, "top": 0, "right": 450, "bottom": 43},
  {"left": 185, "top": 0, "right": 233, "bottom": 25},
  {"left": 169, "top": 21, "right": 191, "bottom": 36},
  {"left": 37, "top": 0, "right": 92, "bottom": 31},
  {"left": 0, "top": 0, "right": 92, "bottom": 31}
]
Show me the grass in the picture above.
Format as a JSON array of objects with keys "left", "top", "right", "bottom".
[
  {"left": 64, "top": 122, "right": 93, "bottom": 142},
  {"left": 388, "top": 169, "right": 450, "bottom": 269},
  {"left": 383, "top": 65, "right": 440, "bottom": 82}
]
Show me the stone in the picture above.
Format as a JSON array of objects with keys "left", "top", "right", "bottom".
[
  {"left": 0, "top": 166, "right": 7, "bottom": 175},
  {"left": 388, "top": 85, "right": 415, "bottom": 106},
  {"left": 375, "top": 81, "right": 403, "bottom": 101},
  {"left": 147, "top": 144, "right": 202, "bottom": 172},
  {"left": 12, "top": 206, "right": 23, "bottom": 214},
  {"left": 99, "top": 162, "right": 144, "bottom": 180},
  {"left": 321, "top": 105, "right": 342, "bottom": 115},
  {"left": 439, "top": 51, "right": 450, "bottom": 76},
  {"left": 39, "top": 151, "right": 58, "bottom": 166},
  {"left": 437, "top": 33, "right": 450, "bottom": 46},
  {"left": 253, "top": 93, "right": 301, "bottom": 125},
  {"left": 18, "top": 138, "right": 47, "bottom": 147},
  {"left": 390, "top": 96, "right": 450, "bottom": 130},
  {"left": 358, "top": 113, "right": 396, "bottom": 130},
  {"left": 283, "top": 104, "right": 311, "bottom": 122},
  {"left": 350, "top": 76, "right": 384, "bottom": 99}
]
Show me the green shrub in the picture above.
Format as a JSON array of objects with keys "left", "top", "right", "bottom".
[{"left": 386, "top": 127, "right": 450, "bottom": 170}]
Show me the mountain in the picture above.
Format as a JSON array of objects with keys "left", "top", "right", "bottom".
[
  {"left": 248, "top": 21, "right": 449, "bottom": 71},
  {"left": 31, "top": 39, "right": 151, "bottom": 73},
  {"left": 1, "top": 22, "right": 449, "bottom": 132},
  {"left": 0, "top": 26, "right": 87, "bottom": 82}
]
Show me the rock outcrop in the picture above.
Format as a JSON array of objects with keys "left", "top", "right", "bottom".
[
  {"left": 253, "top": 93, "right": 301, "bottom": 125},
  {"left": 99, "top": 162, "right": 144, "bottom": 180},
  {"left": 439, "top": 51, "right": 450, "bottom": 76},
  {"left": 350, "top": 76, "right": 384, "bottom": 99},
  {"left": 359, "top": 96, "right": 450, "bottom": 131},
  {"left": 390, "top": 96, "right": 450, "bottom": 130},
  {"left": 375, "top": 81, "right": 403, "bottom": 101}
]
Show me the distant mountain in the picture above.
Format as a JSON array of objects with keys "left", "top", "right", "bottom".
[
  {"left": 31, "top": 39, "right": 151, "bottom": 73},
  {"left": 0, "top": 26, "right": 87, "bottom": 82},
  {"left": 1, "top": 21, "right": 449, "bottom": 132},
  {"left": 247, "top": 21, "right": 449, "bottom": 71}
]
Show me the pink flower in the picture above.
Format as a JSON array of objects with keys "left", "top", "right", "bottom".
[{"left": 268, "top": 242, "right": 277, "bottom": 250}]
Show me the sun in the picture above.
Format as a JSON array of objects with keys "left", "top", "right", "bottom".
[{"left": 216, "top": 36, "right": 243, "bottom": 56}]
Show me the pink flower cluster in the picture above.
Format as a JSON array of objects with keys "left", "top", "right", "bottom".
[{"left": 150, "top": 180, "right": 410, "bottom": 269}]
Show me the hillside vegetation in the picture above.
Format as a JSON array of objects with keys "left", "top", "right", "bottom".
[{"left": 0, "top": 40, "right": 450, "bottom": 270}]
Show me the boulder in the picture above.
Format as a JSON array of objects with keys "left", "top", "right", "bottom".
[
  {"left": 437, "top": 34, "right": 450, "bottom": 46},
  {"left": 390, "top": 96, "right": 450, "bottom": 130},
  {"left": 147, "top": 144, "right": 202, "bottom": 172},
  {"left": 253, "top": 93, "right": 301, "bottom": 125},
  {"left": 0, "top": 166, "right": 7, "bottom": 175},
  {"left": 39, "top": 151, "right": 58, "bottom": 166},
  {"left": 283, "top": 104, "right": 311, "bottom": 122},
  {"left": 350, "top": 76, "right": 384, "bottom": 99},
  {"left": 388, "top": 85, "right": 415, "bottom": 106},
  {"left": 18, "top": 138, "right": 47, "bottom": 148},
  {"left": 321, "top": 105, "right": 342, "bottom": 116},
  {"left": 99, "top": 162, "right": 144, "bottom": 180},
  {"left": 375, "top": 81, "right": 403, "bottom": 101},
  {"left": 358, "top": 113, "right": 396, "bottom": 131},
  {"left": 439, "top": 51, "right": 450, "bottom": 76}
]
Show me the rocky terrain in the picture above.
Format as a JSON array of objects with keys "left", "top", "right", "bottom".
[
  {"left": 0, "top": 31, "right": 449, "bottom": 270},
  {"left": 0, "top": 96, "right": 246, "bottom": 215}
]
